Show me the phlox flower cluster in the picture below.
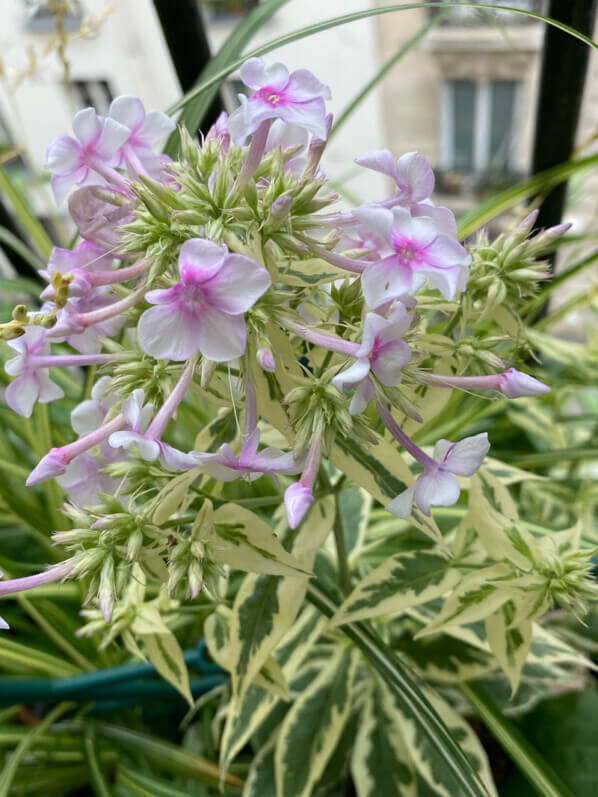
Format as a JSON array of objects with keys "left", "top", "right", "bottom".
[{"left": 0, "top": 57, "right": 552, "bottom": 626}]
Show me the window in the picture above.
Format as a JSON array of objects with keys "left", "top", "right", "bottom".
[
  {"left": 430, "top": 0, "right": 545, "bottom": 25},
  {"left": 442, "top": 80, "right": 519, "bottom": 175},
  {"left": 24, "top": 0, "right": 83, "bottom": 32},
  {"left": 70, "top": 80, "right": 113, "bottom": 115}
]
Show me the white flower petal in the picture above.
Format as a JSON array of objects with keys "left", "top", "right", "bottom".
[
  {"left": 414, "top": 470, "right": 460, "bottom": 515},
  {"left": 109, "top": 95, "right": 145, "bottom": 131},
  {"left": 202, "top": 254, "right": 271, "bottom": 314},
  {"left": 435, "top": 432, "right": 490, "bottom": 477},
  {"left": 197, "top": 306, "right": 247, "bottom": 362},
  {"left": 137, "top": 304, "right": 202, "bottom": 361},
  {"left": 72, "top": 107, "right": 101, "bottom": 145},
  {"left": 386, "top": 485, "right": 416, "bottom": 518}
]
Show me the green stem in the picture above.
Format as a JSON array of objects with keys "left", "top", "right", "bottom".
[
  {"left": 333, "top": 494, "right": 352, "bottom": 595},
  {"left": 0, "top": 165, "right": 54, "bottom": 258},
  {"left": 35, "top": 403, "right": 64, "bottom": 531},
  {"left": 83, "top": 722, "right": 113, "bottom": 797},
  {"left": 461, "top": 682, "right": 573, "bottom": 797}
]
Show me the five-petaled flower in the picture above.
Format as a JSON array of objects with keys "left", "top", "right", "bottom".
[
  {"left": 228, "top": 57, "right": 331, "bottom": 145},
  {"left": 137, "top": 238, "right": 271, "bottom": 362},
  {"left": 45, "top": 107, "right": 130, "bottom": 203},
  {"left": 386, "top": 432, "right": 490, "bottom": 518},
  {"left": 108, "top": 95, "right": 174, "bottom": 179},
  {"left": 355, "top": 206, "right": 470, "bottom": 307},
  {"left": 4, "top": 327, "right": 64, "bottom": 417},
  {"left": 333, "top": 306, "right": 412, "bottom": 414}
]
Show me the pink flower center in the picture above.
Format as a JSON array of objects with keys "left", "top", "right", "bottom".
[
  {"left": 255, "top": 87, "right": 287, "bottom": 106},
  {"left": 391, "top": 234, "right": 422, "bottom": 265},
  {"left": 173, "top": 281, "right": 206, "bottom": 313}
]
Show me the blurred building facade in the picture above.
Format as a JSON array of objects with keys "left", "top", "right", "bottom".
[{"left": 0, "top": 0, "right": 597, "bottom": 225}]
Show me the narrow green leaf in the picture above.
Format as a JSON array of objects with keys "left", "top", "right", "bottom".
[
  {"left": 0, "top": 702, "right": 72, "bottom": 797},
  {"left": 0, "top": 165, "right": 54, "bottom": 258},
  {"left": 486, "top": 603, "right": 532, "bottom": 695},
  {"left": 462, "top": 681, "right": 573, "bottom": 797},
  {"left": 331, "top": 8, "right": 450, "bottom": 138},
  {"left": 169, "top": 5, "right": 598, "bottom": 118},
  {"left": 244, "top": 743, "right": 276, "bottom": 797},
  {"left": 83, "top": 722, "right": 113, "bottom": 797},
  {"left": 164, "top": 0, "right": 290, "bottom": 152}
]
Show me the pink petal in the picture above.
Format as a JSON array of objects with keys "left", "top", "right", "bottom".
[
  {"left": 158, "top": 443, "right": 202, "bottom": 472},
  {"left": 423, "top": 265, "right": 464, "bottom": 300},
  {"left": 332, "top": 358, "right": 371, "bottom": 393},
  {"left": 178, "top": 238, "right": 228, "bottom": 282},
  {"left": 353, "top": 206, "right": 394, "bottom": 242},
  {"left": 498, "top": 369, "right": 550, "bottom": 398},
  {"left": 109, "top": 95, "right": 145, "bottom": 131},
  {"left": 45, "top": 136, "right": 83, "bottom": 175},
  {"left": 434, "top": 432, "right": 490, "bottom": 476},
  {"left": 412, "top": 201, "right": 457, "bottom": 236},
  {"left": 5, "top": 374, "right": 39, "bottom": 417},
  {"left": 71, "top": 398, "right": 105, "bottom": 436},
  {"left": 385, "top": 485, "right": 415, "bottom": 518},
  {"left": 137, "top": 303, "right": 203, "bottom": 361},
  {"left": 396, "top": 152, "right": 434, "bottom": 202},
  {"left": 361, "top": 256, "right": 413, "bottom": 309},
  {"left": 121, "top": 389, "right": 146, "bottom": 428},
  {"left": 37, "top": 371, "right": 65, "bottom": 404},
  {"left": 197, "top": 306, "right": 247, "bottom": 362},
  {"left": 391, "top": 208, "right": 437, "bottom": 249},
  {"left": 425, "top": 234, "right": 470, "bottom": 269},
  {"left": 202, "top": 254, "right": 271, "bottom": 314},
  {"left": 349, "top": 377, "right": 375, "bottom": 415},
  {"left": 95, "top": 118, "right": 131, "bottom": 161},
  {"left": 266, "top": 119, "right": 309, "bottom": 153},
  {"left": 72, "top": 108, "right": 101, "bottom": 146},
  {"left": 414, "top": 470, "right": 460, "bottom": 515},
  {"left": 357, "top": 312, "right": 391, "bottom": 357},
  {"left": 286, "top": 69, "right": 331, "bottom": 101},
  {"left": 241, "top": 58, "right": 288, "bottom": 91},
  {"left": 138, "top": 110, "right": 175, "bottom": 145},
  {"left": 284, "top": 482, "right": 314, "bottom": 529},
  {"left": 278, "top": 98, "right": 328, "bottom": 140},
  {"left": 371, "top": 338, "right": 411, "bottom": 386},
  {"left": 355, "top": 149, "right": 399, "bottom": 182}
]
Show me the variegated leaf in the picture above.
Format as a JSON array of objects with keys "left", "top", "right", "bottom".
[
  {"left": 416, "top": 564, "right": 513, "bottom": 638},
  {"left": 331, "top": 550, "right": 461, "bottom": 627},
  {"left": 338, "top": 486, "right": 372, "bottom": 562},
  {"left": 394, "top": 631, "right": 497, "bottom": 684},
  {"left": 220, "top": 607, "right": 327, "bottom": 774},
  {"left": 351, "top": 678, "right": 416, "bottom": 797},
  {"left": 244, "top": 742, "right": 276, "bottom": 797},
  {"left": 228, "top": 497, "right": 334, "bottom": 701},
  {"left": 274, "top": 646, "right": 359, "bottom": 797},
  {"left": 204, "top": 609, "right": 290, "bottom": 700},
  {"left": 150, "top": 469, "right": 201, "bottom": 525},
  {"left": 276, "top": 256, "right": 346, "bottom": 287},
  {"left": 211, "top": 504, "right": 310, "bottom": 577},
  {"left": 401, "top": 688, "right": 498, "bottom": 797},
  {"left": 486, "top": 601, "right": 532, "bottom": 695},
  {"left": 141, "top": 630, "right": 193, "bottom": 706}
]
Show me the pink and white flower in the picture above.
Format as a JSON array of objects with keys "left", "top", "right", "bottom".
[
  {"left": 356, "top": 149, "right": 457, "bottom": 235},
  {"left": 108, "top": 95, "right": 174, "bottom": 179},
  {"left": 45, "top": 108, "right": 130, "bottom": 203},
  {"left": 387, "top": 432, "right": 490, "bottom": 518},
  {"left": 193, "top": 428, "right": 300, "bottom": 482},
  {"left": 355, "top": 206, "right": 470, "bottom": 306},
  {"left": 419, "top": 367, "right": 551, "bottom": 398},
  {"left": 228, "top": 57, "right": 331, "bottom": 145},
  {"left": 333, "top": 306, "right": 412, "bottom": 414},
  {"left": 4, "top": 327, "right": 64, "bottom": 417},
  {"left": 137, "top": 238, "right": 271, "bottom": 362},
  {"left": 68, "top": 186, "right": 136, "bottom": 252},
  {"left": 284, "top": 438, "right": 321, "bottom": 529}
]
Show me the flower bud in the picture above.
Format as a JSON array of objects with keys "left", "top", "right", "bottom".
[
  {"left": 257, "top": 346, "right": 276, "bottom": 372},
  {"left": 284, "top": 482, "right": 314, "bottom": 529},
  {"left": 496, "top": 368, "right": 550, "bottom": 398}
]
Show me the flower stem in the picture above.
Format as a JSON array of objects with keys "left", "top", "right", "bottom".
[{"left": 377, "top": 399, "right": 437, "bottom": 470}]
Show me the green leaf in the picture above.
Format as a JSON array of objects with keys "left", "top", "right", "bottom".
[
  {"left": 399, "top": 689, "right": 498, "bottom": 797},
  {"left": 486, "top": 602, "right": 532, "bottom": 696},
  {"left": 0, "top": 165, "right": 54, "bottom": 258},
  {"left": 394, "top": 629, "right": 497, "bottom": 684},
  {"left": 83, "top": 722, "right": 112, "bottom": 797},
  {"left": 227, "top": 497, "right": 334, "bottom": 700},
  {"left": 331, "top": 550, "right": 461, "bottom": 626},
  {"left": 331, "top": 8, "right": 450, "bottom": 138},
  {"left": 219, "top": 607, "right": 326, "bottom": 774},
  {"left": 244, "top": 743, "right": 277, "bottom": 797},
  {"left": 462, "top": 682, "right": 574, "bottom": 797},
  {"left": 274, "top": 646, "right": 359, "bottom": 797},
  {"left": 169, "top": 5, "right": 598, "bottom": 119},
  {"left": 116, "top": 766, "right": 199, "bottom": 797},
  {"left": 141, "top": 630, "right": 193, "bottom": 706},
  {"left": 330, "top": 431, "right": 410, "bottom": 503},
  {"left": 338, "top": 486, "right": 372, "bottom": 562},
  {"left": 150, "top": 469, "right": 201, "bottom": 525},
  {"left": 307, "top": 583, "right": 489, "bottom": 797},
  {"left": 164, "top": 0, "right": 291, "bottom": 153},
  {"left": 351, "top": 677, "right": 417, "bottom": 797},
  {"left": 211, "top": 503, "right": 310, "bottom": 577}
]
